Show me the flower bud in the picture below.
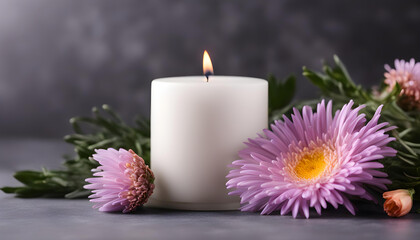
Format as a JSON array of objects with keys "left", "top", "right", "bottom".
[{"left": 383, "top": 189, "right": 414, "bottom": 217}]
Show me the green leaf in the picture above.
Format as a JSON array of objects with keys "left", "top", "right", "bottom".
[
  {"left": 302, "top": 67, "right": 325, "bottom": 90},
  {"left": 13, "top": 171, "right": 45, "bottom": 186},
  {"left": 268, "top": 74, "right": 296, "bottom": 115},
  {"left": 333, "top": 55, "right": 355, "bottom": 86},
  {"left": 1, "top": 187, "right": 22, "bottom": 193}
]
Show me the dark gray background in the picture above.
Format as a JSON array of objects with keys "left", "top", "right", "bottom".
[{"left": 1, "top": 0, "right": 420, "bottom": 138}]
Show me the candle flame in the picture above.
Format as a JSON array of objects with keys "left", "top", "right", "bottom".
[{"left": 203, "top": 50, "right": 214, "bottom": 78}]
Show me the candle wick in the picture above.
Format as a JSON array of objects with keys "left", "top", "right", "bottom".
[{"left": 204, "top": 71, "right": 212, "bottom": 82}]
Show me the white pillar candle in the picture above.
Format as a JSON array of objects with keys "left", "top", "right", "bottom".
[{"left": 149, "top": 76, "right": 268, "bottom": 210}]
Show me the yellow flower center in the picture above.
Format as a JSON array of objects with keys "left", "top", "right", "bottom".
[{"left": 293, "top": 149, "right": 327, "bottom": 180}]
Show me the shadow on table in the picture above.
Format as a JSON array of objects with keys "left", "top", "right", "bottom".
[{"left": 132, "top": 202, "right": 420, "bottom": 220}]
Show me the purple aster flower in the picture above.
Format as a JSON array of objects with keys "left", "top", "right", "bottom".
[
  {"left": 384, "top": 58, "right": 420, "bottom": 110},
  {"left": 226, "top": 100, "right": 396, "bottom": 218},
  {"left": 84, "top": 148, "right": 154, "bottom": 213}
]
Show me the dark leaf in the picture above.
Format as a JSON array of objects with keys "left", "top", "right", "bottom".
[{"left": 268, "top": 74, "right": 296, "bottom": 115}]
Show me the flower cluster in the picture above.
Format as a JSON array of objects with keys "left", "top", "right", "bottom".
[
  {"left": 84, "top": 148, "right": 154, "bottom": 213},
  {"left": 226, "top": 100, "right": 396, "bottom": 218}
]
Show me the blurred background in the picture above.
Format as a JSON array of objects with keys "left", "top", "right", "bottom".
[{"left": 1, "top": 0, "right": 420, "bottom": 138}]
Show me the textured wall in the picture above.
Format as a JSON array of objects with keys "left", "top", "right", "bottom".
[{"left": 1, "top": 0, "right": 420, "bottom": 137}]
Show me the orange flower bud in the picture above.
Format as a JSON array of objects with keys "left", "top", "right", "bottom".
[{"left": 383, "top": 189, "right": 414, "bottom": 217}]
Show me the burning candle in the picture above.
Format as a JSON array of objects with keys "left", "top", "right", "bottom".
[{"left": 149, "top": 51, "right": 268, "bottom": 210}]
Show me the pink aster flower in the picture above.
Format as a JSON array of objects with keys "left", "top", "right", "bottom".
[
  {"left": 226, "top": 100, "right": 396, "bottom": 218},
  {"left": 384, "top": 58, "right": 420, "bottom": 110},
  {"left": 84, "top": 148, "right": 154, "bottom": 213}
]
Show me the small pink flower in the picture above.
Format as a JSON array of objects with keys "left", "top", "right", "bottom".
[
  {"left": 384, "top": 59, "right": 420, "bottom": 110},
  {"left": 383, "top": 189, "right": 414, "bottom": 217},
  {"left": 84, "top": 148, "right": 154, "bottom": 213}
]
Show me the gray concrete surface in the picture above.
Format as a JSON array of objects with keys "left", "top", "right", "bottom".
[{"left": 1, "top": 139, "right": 419, "bottom": 240}]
